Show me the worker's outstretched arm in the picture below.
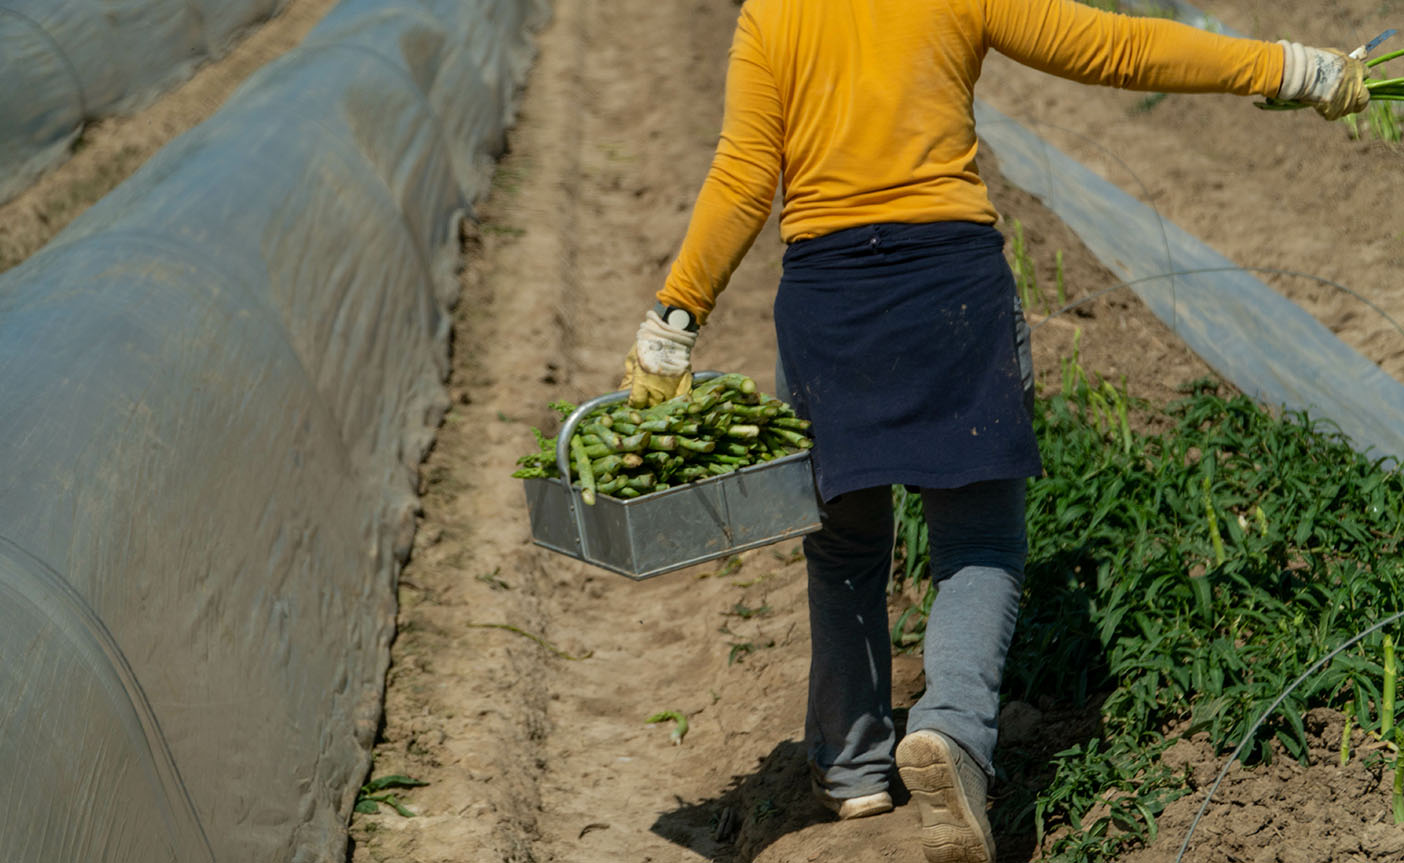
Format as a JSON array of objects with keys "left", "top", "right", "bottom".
[{"left": 983, "top": 0, "right": 1364, "bottom": 117}]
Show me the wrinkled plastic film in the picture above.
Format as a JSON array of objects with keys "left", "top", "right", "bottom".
[
  {"left": 0, "top": 0, "right": 287, "bottom": 205},
  {"left": 0, "top": 1, "right": 549, "bottom": 861},
  {"left": 0, "top": 538, "right": 213, "bottom": 863}
]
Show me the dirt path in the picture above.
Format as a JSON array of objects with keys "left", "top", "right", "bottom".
[
  {"left": 0, "top": 0, "right": 341, "bottom": 272},
  {"left": 7, "top": 0, "right": 1398, "bottom": 860},
  {"left": 346, "top": 2, "right": 1217, "bottom": 862}
]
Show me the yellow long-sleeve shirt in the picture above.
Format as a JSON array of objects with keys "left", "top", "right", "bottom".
[{"left": 658, "top": 0, "right": 1284, "bottom": 321}]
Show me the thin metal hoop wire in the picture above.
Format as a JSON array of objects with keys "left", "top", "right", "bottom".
[
  {"left": 982, "top": 112, "right": 1182, "bottom": 335},
  {"left": 0, "top": 6, "right": 90, "bottom": 120},
  {"left": 1029, "top": 265, "right": 1404, "bottom": 349},
  {"left": 1174, "top": 608, "right": 1404, "bottom": 862}
]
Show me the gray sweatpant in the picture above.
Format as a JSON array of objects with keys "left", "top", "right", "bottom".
[{"left": 804, "top": 480, "right": 1027, "bottom": 798}]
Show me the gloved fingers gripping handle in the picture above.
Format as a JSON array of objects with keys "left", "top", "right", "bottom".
[
  {"left": 635, "top": 309, "right": 697, "bottom": 375},
  {"left": 620, "top": 310, "right": 698, "bottom": 407},
  {"left": 621, "top": 346, "right": 692, "bottom": 408}
]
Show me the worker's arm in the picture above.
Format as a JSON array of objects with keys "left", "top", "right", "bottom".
[
  {"left": 981, "top": 0, "right": 1283, "bottom": 95},
  {"left": 654, "top": 8, "right": 783, "bottom": 323},
  {"left": 622, "top": 11, "right": 781, "bottom": 407}
]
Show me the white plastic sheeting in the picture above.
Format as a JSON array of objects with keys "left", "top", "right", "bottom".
[
  {"left": 0, "top": 0, "right": 288, "bottom": 205},
  {"left": 0, "top": 0, "right": 547, "bottom": 861}
]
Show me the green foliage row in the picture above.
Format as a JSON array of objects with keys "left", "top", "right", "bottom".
[{"left": 892, "top": 373, "right": 1404, "bottom": 861}]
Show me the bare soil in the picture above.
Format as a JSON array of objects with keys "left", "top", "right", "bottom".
[
  {"left": 8, "top": 0, "right": 1404, "bottom": 861},
  {"left": 349, "top": 1, "right": 1404, "bottom": 862}
]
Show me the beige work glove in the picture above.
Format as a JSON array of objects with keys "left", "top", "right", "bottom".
[
  {"left": 619, "top": 308, "right": 698, "bottom": 407},
  {"left": 1278, "top": 41, "right": 1370, "bottom": 121}
]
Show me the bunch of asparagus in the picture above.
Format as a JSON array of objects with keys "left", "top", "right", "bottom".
[{"left": 512, "top": 373, "right": 813, "bottom": 504}]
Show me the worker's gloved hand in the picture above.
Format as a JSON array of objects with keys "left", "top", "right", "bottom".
[
  {"left": 620, "top": 308, "right": 698, "bottom": 407},
  {"left": 1278, "top": 41, "right": 1370, "bottom": 121}
]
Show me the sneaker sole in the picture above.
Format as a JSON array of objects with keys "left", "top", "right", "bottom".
[{"left": 896, "top": 732, "right": 993, "bottom": 863}]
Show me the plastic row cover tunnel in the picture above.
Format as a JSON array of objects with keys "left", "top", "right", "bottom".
[
  {"left": 0, "top": 0, "right": 548, "bottom": 860},
  {"left": 0, "top": 0, "right": 288, "bottom": 206}
]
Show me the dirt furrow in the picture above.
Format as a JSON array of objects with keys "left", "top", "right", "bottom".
[
  {"left": 344, "top": 0, "right": 602, "bottom": 858},
  {"left": 348, "top": 1, "right": 1220, "bottom": 862}
]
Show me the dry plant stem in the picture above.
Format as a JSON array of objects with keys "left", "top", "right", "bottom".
[
  {"left": 465, "top": 622, "right": 592, "bottom": 660},
  {"left": 645, "top": 710, "right": 688, "bottom": 745}
]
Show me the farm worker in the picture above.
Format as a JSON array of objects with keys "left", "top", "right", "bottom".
[{"left": 619, "top": 1, "right": 1368, "bottom": 861}]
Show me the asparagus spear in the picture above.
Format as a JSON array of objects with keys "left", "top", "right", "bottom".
[
  {"left": 571, "top": 434, "right": 597, "bottom": 505},
  {"left": 517, "top": 377, "right": 814, "bottom": 498}
]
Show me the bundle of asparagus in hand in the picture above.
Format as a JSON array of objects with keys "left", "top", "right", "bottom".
[
  {"left": 512, "top": 373, "right": 813, "bottom": 505},
  {"left": 1257, "top": 36, "right": 1404, "bottom": 113}
]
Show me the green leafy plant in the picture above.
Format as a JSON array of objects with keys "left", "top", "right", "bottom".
[
  {"left": 475, "top": 567, "right": 511, "bottom": 590},
  {"left": 892, "top": 372, "right": 1404, "bottom": 861},
  {"left": 355, "top": 774, "right": 429, "bottom": 817},
  {"left": 723, "top": 601, "right": 772, "bottom": 620},
  {"left": 465, "top": 621, "right": 592, "bottom": 660},
  {"left": 752, "top": 798, "right": 781, "bottom": 823},
  {"left": 699, "top": 555, "right": 744, "bottom": 580},
  {"left": 1132, "top": 92, "right": 1169, "bottom": 114},
  {"left": 726, "top": 638, "right": 775, "bottom": 665}
]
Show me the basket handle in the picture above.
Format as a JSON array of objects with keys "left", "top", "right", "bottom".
[{"left": 554, "top": 372, "right": 721, "bottom": 563}]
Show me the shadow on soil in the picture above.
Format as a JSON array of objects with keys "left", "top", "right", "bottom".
[
  {"left": 649, "top": 738, "right": 839, "bottom": 862},
  {"left": 651, "top": 555, "right": 1114, "bottom": 862},
  {"left": 647, "top": 709, "right": 1103, "bottom": 862}
]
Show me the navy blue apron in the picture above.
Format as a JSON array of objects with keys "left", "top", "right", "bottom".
[{"left": 774, "top": 221, "right": 1041, "bottom": 502}]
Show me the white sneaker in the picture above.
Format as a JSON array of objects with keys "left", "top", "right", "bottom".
[
  {"left": 810, "top": 777, "right": 894, "bottom": 820},
  {"left": 895, "top": 729, "right": 995, "bottom": 863}
]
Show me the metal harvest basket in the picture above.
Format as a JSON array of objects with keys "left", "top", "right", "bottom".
[{"left": 521, "top": 372, "right": 823, "bottom": 579}]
